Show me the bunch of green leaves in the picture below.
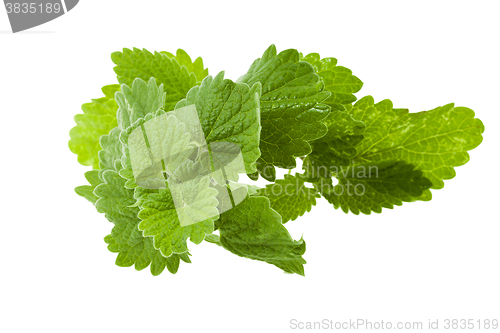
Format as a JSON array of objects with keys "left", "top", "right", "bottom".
[{"left": 70, "top": 45, "right": 484, "bottom": 276}]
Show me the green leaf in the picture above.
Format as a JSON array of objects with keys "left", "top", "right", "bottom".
[
  {"left": 95, "top": 170, "right": 188, "bottom": 275},
  {"left": 302, "top": 148, "right": 347, "bottom": 183},
  {"left": 105, "top": 225, "right": 166, "bottom": 275},
  {"left": 75, "top": 170, "right": 103, "bottom": 204},
  {"left": 175, "top": 71, "right": 262, "bottom": 174},
  {"left": 98, "top": 127, "right": 123, "bottom": 176},
  {"left": 135, "top": 111, "right": 195, "bottom": 177},
  {"left": 69, "top": 84, "right": 120, "bottom": 169},
  {"left": 302, "top": 146, "right": 356, "bottom": 183},
  {"left": 307, "top": 96, "right": 483, "bottom": 213},
  {"left": 256, "top": 174, "right": 320, "bottom": 223},
  {"left": 111, "top": 48, "right": 199, "bottom": 111},
  {"left": 238, "top": 45, "right": 331, "bottom": 180},
  {"left": 117, "top": 108, "right": 199, "bottom": 190},
  {"left": 162, "top": 49, "right": 209, "bottom": 84},
  {"left": 218, "top": 196, "right": 306, "bottom": 275},
  {"left": 105, "top": 222, "right": 190, "bottom": 275},
  {"left": 303, "top": 109, "right": 366, "bottom": 178},
  {"left": 96, "top": 135, "right": 168, "bottom": 273},
  {"left": 94, "top": 170, "right": 138, "bottom": 224},
  {"left": 349, "top": 96, "right": 485, "bottom": 189},
  {"left": 171, "top": 175, "right": 220, "bottom": 227},
  {"left": 137, "top": 185, "right": 215, "bottom": 258},
  {"left": 112, "top": 78, "right": 169, "bottom": 189},
  {"left": 115, "top": 77, "right": 166, "bottom": 129},
  {"left": 295, "top": 53, "right": 364, "bottom": 179},
  {"left": 301, "top": 53, "right": 363, "bottom": 112},
  {"left": 314, "top": 108, "right": 365, "bottom": 144},
  {"left": 204, "top": 234, "right": 221, "bottom": 245},
  {"left": 71, "top": 48, "right": 207, "bottom": 172},
  {"left": 317, "top": 160, "right": 433, "bottom": 215}
]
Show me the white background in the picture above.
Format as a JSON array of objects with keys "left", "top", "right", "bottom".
[{"left": 1, "top": 1, "right": 499, "bottom": 332}]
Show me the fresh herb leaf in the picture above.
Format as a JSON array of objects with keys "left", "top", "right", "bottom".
[
  {"left": 162, "top": 49, "right": 209, "bottom": 84},
  {"left": 111, "top": 48, "right": 198, "bottom": 110},
  {"left": 303, "top": 110, "right": 366, "bottom": 178},
  {"left": 301, "top": 52, "right": 363, "bottom": 112},
  {"left": 218, "top": 196, "right": 306, "bottom": 275},
  {"left": 137, "top": 185, "right": 215, "bottom": 258},
  {"left": 308, "top": 96, "right": 484, "bottom": 214},
  {"left": 74, "top": 170, "right": 103, "bottom": 204},
  {"left": 71, "top": 45, "right": 485, "bottom": 276},
  {"left": 69, "top": 84, "right": 120, "bottom": 169},
  {"left": 115, "top": 77, "right": 166, "bottom": 129},
  {"left": 349, "top": 96, "right": 485, "bottom": 190},
  {"left": 176, "top": 71, "right": 262, "bottom": 174},
  {"left": 257, "top": 174, "right": 320, "bottom": 223},
  {"left": 317, "top": 160, "right": 433, "bottom": 215},
  {"left": 98, "top": 127, "right": 123, "bottom": 176},
  {"left": 238, "top": 45, "right": 331, "bottom": 180},
  {"left": 95, "top": 169, "right": 190, "bottom": 275},
  {"left": 113, "top": 78, "right": 168, "bottom": 189}
]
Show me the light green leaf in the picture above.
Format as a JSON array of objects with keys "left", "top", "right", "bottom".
[
  {"left": 317, "top": 160, "right": 432, "bottom": 215},
  {"left": 314, "top": 108, "right": 365, "bottom": 144},
  {"left": 218, "top": 196, "right": 306, "bottom": 276},
  {"left": 301, "top": 53, "right": 363, "bottom": 112},
  {"left": 115, "top": 77, "right": 166, "bottom": 129},
  {"left": 111, "top": 79, "right": 170, "bottom": 189},
  {"left": 111, "top": 48, "right": 199, "bottom": 111},
  {"left": 143, "top": 113, "right": 195, "bottom": 176},
  {"left": 162, "top": 49, "right": 209, "bottom": 84},
  {"left": 237, "top": 45, "right": 331, "bottom": 180},
  {"left": 98, "top": 127, "right": 123, "bottom": 176},
  {"left": 175, "top": 71, "right": 262, "bottom": 174},
  {"left": 95, "top": 169, "right": 188, "bottom": 275},
  {"left": 171, "top": 159, "right": 206, "bottom": 182},
  {"left": 204, "top": 234, "right": 221, "bottom": 245},
  {"left": 75, "top": 170, "right": 103, "bottom": 204},
  {"left": 69, "top": 84, "right": 120, "bottom": 169},
  {"left": 307, "top": 96, "right": 483, "bottom": 213},
  {"left": 349, "top": 96, "right": 485, "bottom": 189},
  {"left": 137, "top": 185, "right": 215, "bottom": 258},
  {"left": 104, "top": 225, "right": 163, "bottom": 275},
  {"left": 94, "top": 170, "right": 138, "bottom": 224},
  {"left": 119, "top": 149, "right": 138, "bottom": 189},
  {"left": 256, "top": 174, "right": 320, "bottom": 223},
  {"left": 169, "top": 175, "right": 220, "bottom": 227},
  {"left": 298, "top": 53, "right": 364, "bottom": 179},
  {"left": 118, "top": 108, "right": 199, "bottom": 190},
  {"left": 104, "top": 221, "right": 190, "bottom": 276}
]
